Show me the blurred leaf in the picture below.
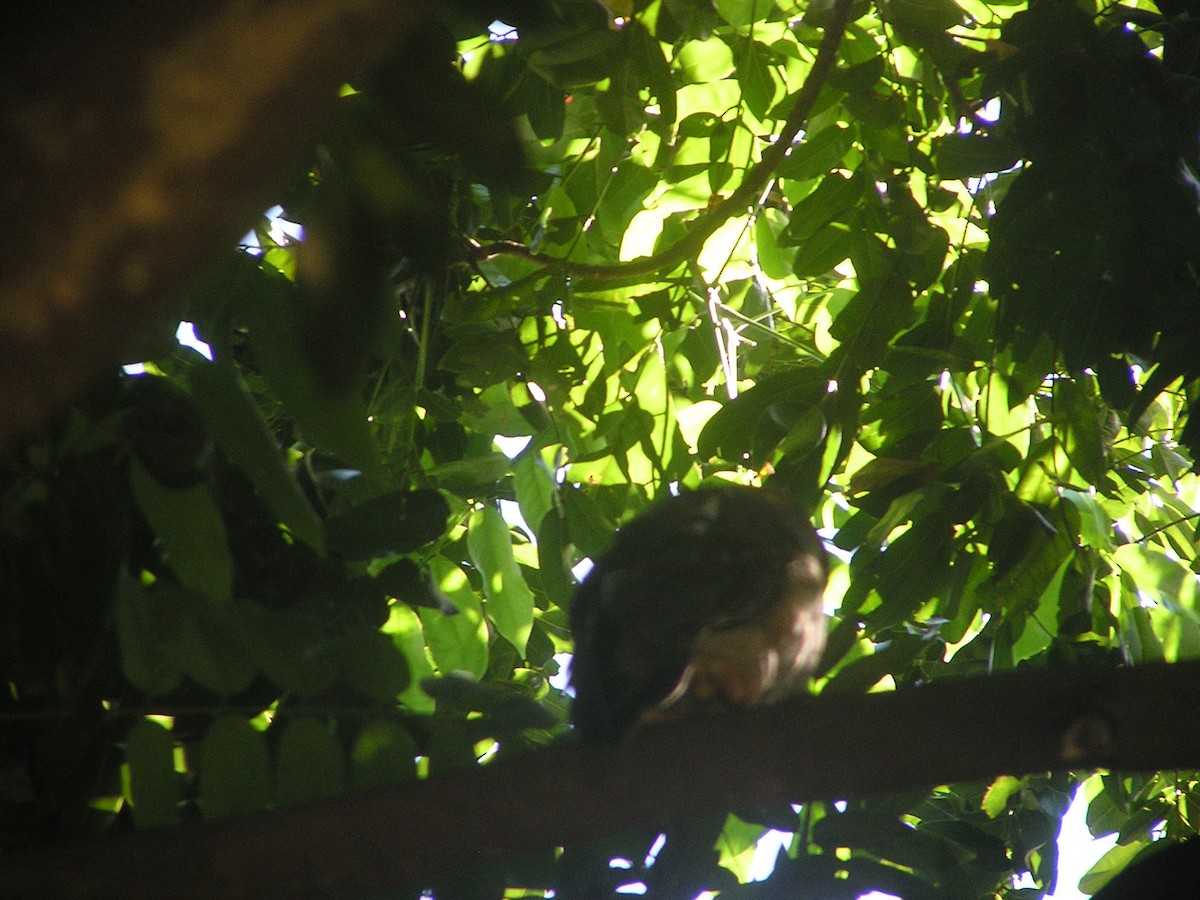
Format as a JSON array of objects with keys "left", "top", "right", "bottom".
[
  {"left": 336, "top": 631, "right": 411, "bottom": 702},
  {"left": 824, "top": 633, "right": 926, "bottom": 693},
  {"left": 514, "top": 452, "right": 557, "bottom": 535},
  {"left": 814, "top": 809, "right": 955, "bottom": 872},
  {"left": 276, "top": 719, "right": 346, "bottom": 807},
  {"left": 794, "top": 223, "right": 855, "bottom": 277},
  {"left": 125, "top": 719, "right": 180, "bottom": 828},
  {"left": 783, "top": 171, "right": 864, "bottom": 245},
  {"left": 200, "top": 716, "right": 271, "bottom": 820},
  {"left": 122, "top": 375, "right": 210, "bottom": 488},
  {"left": 326, "top": 490, "right": 449, "bottom": 560},
  {"left": 238, "top": 603, "right": 338, "bottom": 696},
  {"left": 421, "top": 557, "right": 489, "bottom": 678},
  {"left": 422, "top": 671, "right": 557, "bottom": 732},
  {"left": 439, "top": 333, "right": 528, "bottom": 387},
  {"left": 778, "top": 125, "right": 853, "bottom": 181},
  {"left": 982, "top": 775, "right": 1025, "bottom": 819},
  {"left": 115, "top": 572, "right": 183, "bottom": 697},
  {"left": 738, "top": 40, "right": 777, "bottom": 119},
  {"left": 239, "top": 265, "right": 378, "bottom": 470},
  {"left": 468, "top": 506, "right": 535, "bottom": 655},
  {"left": 188, "top": 359, "right": 324, "bottom": 553},
  {"left": 932, "top": 134, "right": 1020, "bottom": 180},
  {"left": 154, "top": 584, "right": 256, "bottom": 696},
  {"left": 350, "top": 720, "right": 419, "bottom": 790},
  {"left": 1079, "top": 840, "right": 1148, "bottom": 895},
  {"left": 386, "top": 606, "right": 438, "bottom": 715},
  {"left": 374, "top": 559, "right": 457, "bottom": 614},
  {"left": 883, "top": 0, "right": 966, "bottom": 32},
  {"left": 130, "top": 460, "right": 232, "bottom": 604},
  {"left": 425, "top": 452, "right": 512, "bottom": 492},
  {"left": 1054, "top": 379, "right": 1109, "bottom": 485},
  {"left": 868, "top": 514, "right": 954, "bottom": 626}
]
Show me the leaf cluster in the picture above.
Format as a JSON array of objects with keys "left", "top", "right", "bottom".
[{"left": 2, "top": 0, "right": 1200, "bottom": 897}]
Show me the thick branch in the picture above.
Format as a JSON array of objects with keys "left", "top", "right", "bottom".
[
  {"left": 0, "top": 0, "right": 426, "bottom": 447},
  {"left": 473, "top": 0, "right": 856, "bottom": 281},
  {"left": 5, "top": 661, "right": 1200, "bottom": 899}
]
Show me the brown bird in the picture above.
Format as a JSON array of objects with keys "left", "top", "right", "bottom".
[
  {"left": 562, "top": 485, "right": 828, "bottom": 897},
  {"left": 568, "top": 484, "right": 828, "bottom": 742}
]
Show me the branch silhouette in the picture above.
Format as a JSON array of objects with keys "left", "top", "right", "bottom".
[
  {"left": 0, "top": 0, "right": 427, "bottom": 446},
  {"left": 5, "top": 662, "right": 1200, "bottom": 899}
]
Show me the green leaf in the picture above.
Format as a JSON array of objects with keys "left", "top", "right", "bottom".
[
  {"left": 1010, "top": 554, "right": 1072, "bottom": 663},
  {"left": 777, "top": 124, "right": 854, "bottom": 181},
  {"left": 421, "top": 557, "right": 489, "bottom": 678},
  {"left": 239, "top": 266, "right": 378, "bottom": 470},
  {"left": 115, "top": 572, "right": 183, "bottom": 697},
  {"left": 697, "top": 369, "right": 827, "bottom": 463},
  {"left": 199, "top": 716, "right": 271, "bottom": 820},
  {"left": 275, "top": 719, "right": 346, "bottom": 807},
  {"left": 385, "top": 606, "right": 437, "bottom": 714},
  {"left": 793, "top": 222, "right": 854, "bottom": 277},
  {"left": 630, "top": 20, "right": 677, "bottom": 131},
  {"left": 824, "top": 633, "right": 925, "bottom": 693},
  {"left": 754, "top": 209, "right": 799, "bottom": 279},
  {"left": 125, "top": 719, "right": 180, "bottom": 828},
  {"left": 828, "top": 277, "right": 916, "bottom": 374},
  {"left": 350, "top": 720, "right": 419, "bottom": 790},
  {"left": 426, "top": 452, "right": 512, "bottom": 492},
  {"left": 130, "top": 459, "right": 232, "bottom": 604},
  {"left": 439, "top": 333, "right": 528, "bottom": 387},
  {"left": 1061, "top": 489, "right": 1114, "bottom": 551},
  {"left": 238, "top": 603, "right": 338, "bottom": 696},
  {"left": 536, "top": 509, "right": 575, "bottom": 609},
  {"left": 325, "top": 489, "right": 450, "bottom": 559},
  {"left": 782, "top": 172, "right": 863, "bottom": 244},
  {"left": 738, "top": 40, "right": 776, "bottom": 120},
  {"left": 1078, "top": 840, "right": 1148, "bottom": 895},
  {"left": 932, "top": 133, "right": 1021, "bottom": 180},
  {"left": 336, "top": 631, "right": 411, "bottom": 702},
  {"left": 982, "top": 775, "right": 1025, "bottom": 819},
  {"left": 187, "top": 359, "right": 324, "bottom": 553},
  {"left": 868, "top": 514, "right": 954, "bottom": 626},
  {"left": 468, "top": 506, "right": 535, "bottom": 655},
  {"left": 676, "top": 38, "right": 734, "bottom": 82},
  {"left": 883, "top": 0, "right": 966, "bottom": 32},
  {"left": 715, "top": 0, "right": 772, "bottom": 28},
  {"left": 1054, "top": 379, "right": 1109, "bottom": 485},
  {"left": 980, "top": 503, "right": 1074, "bottom": 611},
  {"left": 119, "top": 577, "right": 255, "bottom": 697},
  {"left": 156, "top": 584, "right": 256, "bottom": 696},
  {"left": 813, "top": 809, "right": 954, "bottom": 871},
  {"left": 514, "top": 453, "right": 556, "bottom": 535}
]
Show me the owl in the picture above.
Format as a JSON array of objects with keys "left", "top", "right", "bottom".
[{"left": 568, "top": 485, "right": 828, "bottom": 742}]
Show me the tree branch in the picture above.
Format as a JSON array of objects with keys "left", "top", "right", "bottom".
[
  {"left": 471, "top": 0, "right": 857, "bottom": 282},
  {"left": 5, "top": 661, "right": 1200, "bottom": 899},
  {"left": 0, "top": 0, "right": 428, "bottom": 447}
]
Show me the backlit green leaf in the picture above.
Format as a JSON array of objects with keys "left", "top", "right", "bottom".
[{"left": 468, "top": 506, "right": 535, "bottom": 655}]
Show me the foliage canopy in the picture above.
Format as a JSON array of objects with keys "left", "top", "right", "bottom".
[{"left": 4, "top": 0, "right": 1200, "bottom": 896}]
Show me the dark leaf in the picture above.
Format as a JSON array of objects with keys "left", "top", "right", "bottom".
[
  {"left": 125, "top": 720, "right": 180, "bottom": 828},
  {"left": 275, "top": 719, "right": 346, "bottom": 807},
  {"left": 199, "top": 716, "right": 271, "bottom": 820},
  {"left": 326, "top": 490, "right": 450, "bottom": 559}
]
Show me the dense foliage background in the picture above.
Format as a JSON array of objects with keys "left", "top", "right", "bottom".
[{"left": 3, "top": 0, "right": 1200, "bottom": 896}]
